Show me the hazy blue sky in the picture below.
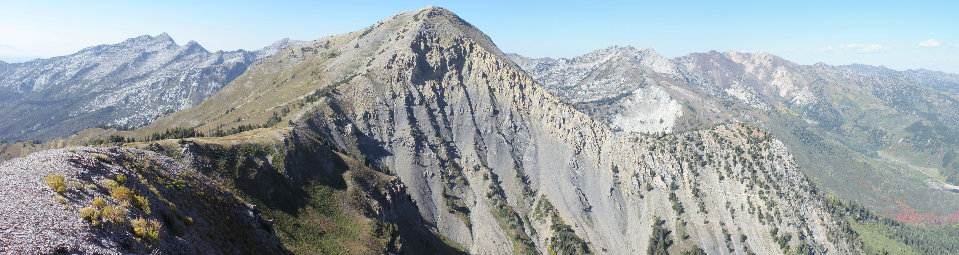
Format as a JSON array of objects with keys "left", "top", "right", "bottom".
[{"left": 2, "top": 0, "right": 957, "bottom": 73}]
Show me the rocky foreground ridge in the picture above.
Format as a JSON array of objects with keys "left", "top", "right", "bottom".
[{"left": 0, "top": 147, "right": 285, "bottom": 253}]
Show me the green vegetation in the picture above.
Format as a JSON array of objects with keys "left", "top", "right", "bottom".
[
  {"left": 148, "top": 127, "right": 203, "bottom": 141},
  {"left": 769, "top": 227, "right": 791, "bottom": 252},
  {"left": 133, "top": 195, "right": 150, "bottom": 214},
  {"left": 849, "top": 220, "right": 917, "bottom": 255},
  {"left": 92, "top": 197, "right": 107, "bottom": 208},
  {"left": 181, "top": 140, "right": 465, "bottom": 254},
  {"left": 647, "top": 216, "right": 673, "bottom": 255},
  {"left": 668, "top": 191, "right": 684, "bottom": 216},
  {"left": 79, "top": 206, "right": 101, "bottom": 225},
  {"left": 549, "top": 221, "right": 591, "bottom": 255},
  {"left": 131, "top": 218, "right": 162, "bottom": 242},
  {"left": 110, "top": 186, "right": 134, "bottom": 206},
  {"left": 824, "top": 195, "right": 959, "bottom": 254},
  {"left": 681, "top": 245, "right": 706, "bottom": 255},
  {"left": 208, "top": 123, "right": 267, "bottom": 137},
  {"left": 102, "top": 179, "right": 119, "bottom": 190},
  {"left": 101, "top": 205, "right": 126, "bottom": 224},
  {"left": 43, "top": 174, "right": 66, "bottom": 193},
  {"left": 485, "top": 171, "right": 537, "bottom": 255},
  {"left": 534, "top": 197, "right": 590, "bottom": 255}
]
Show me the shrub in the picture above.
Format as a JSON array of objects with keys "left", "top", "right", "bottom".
[
  {"left": 648, "top": 217, "right": 673, "bottom": 255},
  {"left": 44, "top": 174, "right": 66, "bottom": 193},
  {"left": 91, "top": 153, "right": 111, "bottom": 163},
  {"left": 111, "top": 186, "right": 134, "bottom": 206},
  {"left": 134, "top": 195, "right": 150, "bottom": 214},
  {"left": 79, "top": 206, "right": 101, "bottom": 225},
  {"left": 131, "top": 218, "right": 161, "bottom": 242},
  {"left": 101, "top": 206, "right": 126, "bottom": 224},
  {"left": 92, "top": 197, "right": 107, "bottom": 208},
  {"left": 86, "top": 184, "right": 97, "bottom": 190},
  {"left": 115, "top": 174, "right": 127, "bottom": 183},
  {"left": 102, "top": 179, "right": 119, "bottom": 190},
  {"left": 68, "top": 181, "right": 84, "bottom": 191}
]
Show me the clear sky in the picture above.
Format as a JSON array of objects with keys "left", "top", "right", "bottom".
[{"left": 2, "top": 0, "right": 958, "bottom": 73}]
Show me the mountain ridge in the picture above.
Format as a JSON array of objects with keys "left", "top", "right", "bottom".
[
  {"left": 509, "top": 45, "right": 959, "bottom": 223},
  {"left": 0, "top": 33, "right": 300, "bottom": 141},
  {"left": 8, "top": 5, "right": 959, "bottom": 254},
  {"left": 117, "top": 6, "right": 856, "bottom": 253}
]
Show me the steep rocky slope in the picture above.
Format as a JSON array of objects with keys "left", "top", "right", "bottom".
[
  {"left": 0, "top": 147, "right": 286, "bottom": 253},
  {"left": 510, "top": 48, "right": 959, "bottom": 224},
  {"left": 105, "top": 6, "right": 861, "bottom": 254},
  {"left": 0, "top": 34, "right": 299, "bottom": 141}
]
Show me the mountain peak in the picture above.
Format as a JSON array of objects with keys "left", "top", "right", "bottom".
[
  {"left": 347, "top": 6, "right": 505, "bottom": 62},
  {"left": 120, "top": 33, "right": 176, "bottom": 47},
  {"left": 416, "top": 5, "right": 448, "bottom": 13},
  {"left": 156, "top": 32, "right": 173, "bottom": 42}
]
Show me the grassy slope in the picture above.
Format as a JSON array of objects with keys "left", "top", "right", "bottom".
[{"left": 140, "top": 129, "right": 466, "bottom": 254}]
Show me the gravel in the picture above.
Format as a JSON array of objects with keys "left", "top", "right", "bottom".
[
  {"left": 0, "top": 146, "right": 286, "bottom": 254},
  {"left": 0, "top": 147, "right": 124, "bottom": 254}
]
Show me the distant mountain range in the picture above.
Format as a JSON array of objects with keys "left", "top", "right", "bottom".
[
  {"left": 510, "top": 46, "right": 959, "bottom": 222},
  {"left": 2, "top": 6, "right": 959, "bottom": 255},
  {"left": 0, "top": 33, "right": 299, "bottom": 141}
]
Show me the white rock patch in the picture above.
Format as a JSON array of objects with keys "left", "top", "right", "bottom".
[{"left": 611, "top": 85, "right": 683, "bottom": 133}]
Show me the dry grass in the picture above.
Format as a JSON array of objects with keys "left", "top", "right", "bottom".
[{"left": 90, "top": 153, "right": 111, "bottom": 163}]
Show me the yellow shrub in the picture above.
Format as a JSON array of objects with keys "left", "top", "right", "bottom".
[
  {"left": 92, "top": 197, "right": 107, "bottom": 208},
  {"left": 101, "top": 206, "right": 126, "bottom": 224},
  {"left": 102, "top": 179, "right": 119, "bottom": 190},
  {"left": 134, "top": 195, "right": 150, "bottom": 214},
  {"left": 131, "top": 218, "right": 161, "bottom": 242},
  {"left": 44, "top": 174, "right": 66, "bottom": 193},
  {"left": 79, "top": 206, "right": 100, "bottom": 226},
  {"left": 111, "top": 186, "right": 134, "bottom": 206},
  {"left": 68, "top": 181, "right": 84, "bottom": 191},
  {"left": 115, "top": 174, "right": 127, "bottom": 183}
]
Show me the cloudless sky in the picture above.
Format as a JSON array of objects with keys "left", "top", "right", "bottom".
[{"left": 2, "top": 0, "right": 958, "bottom": 73}]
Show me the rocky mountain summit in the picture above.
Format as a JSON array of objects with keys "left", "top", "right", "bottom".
[
  {"left": 0, "top": 34, "right": 299, "bottom": 142},
  {"left": 117, "top": 6, "right": 862, "bottom": 254}
]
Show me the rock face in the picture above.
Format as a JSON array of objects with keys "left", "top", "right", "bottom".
[
  {"left": 508, "top": 47, "right": 688, "bottom": 133},
  {"left": 0, "top": 34, "right": 299, "bottom": 141},
  {"left": 511, "top": 48, "right": 959, "bottom": 221},
  {"left": 133, "top": 6, "right": 859, "bottom": 254},
  {"left": 0, "top": 147, "right": 286, "bottom": 254}
]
